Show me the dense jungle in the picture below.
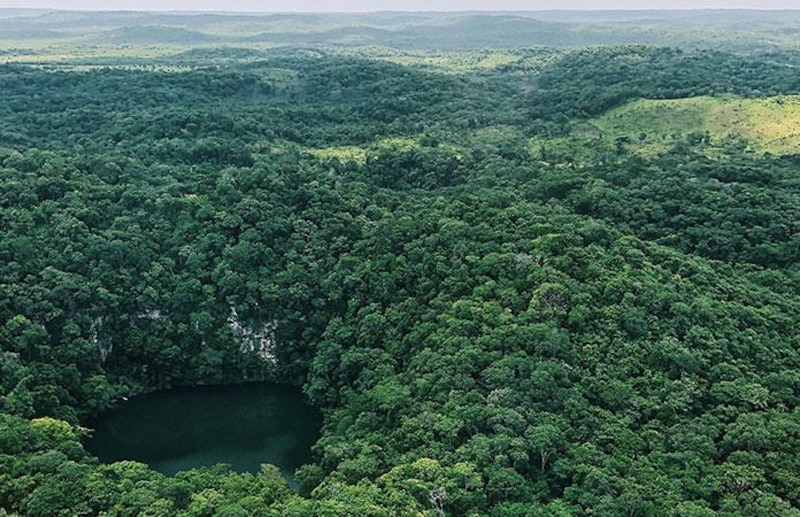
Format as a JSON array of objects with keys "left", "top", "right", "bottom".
[{"left": 2, "top": 9, "right": 800, "bottom": 517}]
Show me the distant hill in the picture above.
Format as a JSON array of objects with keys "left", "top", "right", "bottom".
[
  {"left": 96, "top": 26, "right": 219, "bottom": 45},
  {"left": 245, "top": 15, "right": 655, "bottom": 49},
  {"left": 2, "top": 10, "right": 800, "bottom": 51},
  {"left": 0, "top": 8, "right": 52, "bottom": 20},
  {"left": 515, "top": 9, "right": 800, "bottom": 24},
  {"left": 0, "top": 28, "right": 71, "bottom": 41}
]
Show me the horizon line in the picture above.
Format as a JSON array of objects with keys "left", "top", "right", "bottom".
[{"left": 4, "top": 7, "right": 800, "bottom": 13}]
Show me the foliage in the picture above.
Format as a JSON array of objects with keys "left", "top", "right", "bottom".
[{"left": 2, "top": 30, "right": 800, "bottom": 516}]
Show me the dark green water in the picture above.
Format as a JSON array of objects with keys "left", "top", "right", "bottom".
[{"left": 85, "top": 383, "right": 321, "bottom": 483}]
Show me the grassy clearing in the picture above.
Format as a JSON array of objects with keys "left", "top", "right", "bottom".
[
  {"left": 525, "top": 94, "right": 800, "bottom": 168},
  {"left": 590, "top": 95, "right": 800, "bottom": 155},
  {"left": 307, "top": 135, "right": 472, "bottom": 166},
  {"left": 307, "top": 136, "right": 419, "bottom": 165}
]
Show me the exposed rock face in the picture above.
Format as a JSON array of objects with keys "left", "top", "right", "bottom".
[{"left": 227, "top": 309, "right": 278, "bottom": 365}]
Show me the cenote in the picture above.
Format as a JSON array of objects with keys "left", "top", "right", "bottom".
[{"left": 85, "top": 383, "right": 321, "bottom": 485}]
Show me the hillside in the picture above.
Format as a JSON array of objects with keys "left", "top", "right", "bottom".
[
  {"left": 96, "top": 25, "right": 220, "bottom": 45},
  {"left": 589, "top": 95, "right": 800, "bottom": 155}
]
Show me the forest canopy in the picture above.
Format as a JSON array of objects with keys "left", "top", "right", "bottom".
[{"left": 2, "top": 9, "right": 800, "bottom": 517}]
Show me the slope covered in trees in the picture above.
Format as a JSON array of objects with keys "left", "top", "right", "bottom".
[{"left": 2, "top": 36, "right": 800, "bottom": 516}]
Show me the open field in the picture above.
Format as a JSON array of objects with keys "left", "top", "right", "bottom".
[
  {"left": 591, "top": 95, "right": 800, "bottom": 155},
  {"left": 528, "top": 94, "right": 800, "bottom": 166}
]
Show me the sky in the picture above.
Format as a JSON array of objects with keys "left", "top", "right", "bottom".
[{"left": 3, "top": 0, "right": 799, "bottom": 11}]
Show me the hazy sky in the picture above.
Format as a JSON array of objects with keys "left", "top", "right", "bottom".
[{"left": 4, "top": 0, "right": 799, "bottom": 11}]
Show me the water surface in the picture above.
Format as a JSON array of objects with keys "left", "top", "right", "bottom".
[{"left": 85, "top": 383, "right": 321, "bottom": 483}]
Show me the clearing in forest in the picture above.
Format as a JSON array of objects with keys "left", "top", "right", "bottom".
[{"left": 589, "top": 94, "right": 800, "bottom": 155}]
